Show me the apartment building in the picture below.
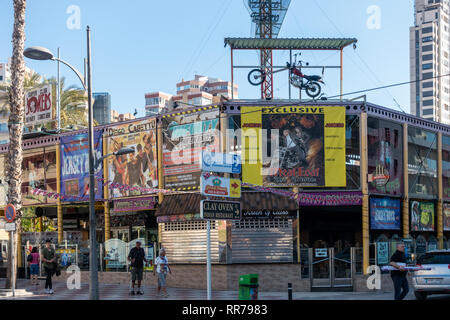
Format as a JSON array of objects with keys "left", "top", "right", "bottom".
[{"left": 410, "top": 0, "right": 450, "bottom": 124}]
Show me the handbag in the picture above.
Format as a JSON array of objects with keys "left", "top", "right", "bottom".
[{"left": 27, "top": 254, "right": 33, "bottom": 262}]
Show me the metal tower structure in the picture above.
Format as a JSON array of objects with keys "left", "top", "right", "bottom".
[{"left": 246, "top": 0, "right": 291, "bottom": 99}]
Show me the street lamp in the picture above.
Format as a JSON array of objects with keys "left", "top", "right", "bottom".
[{"left": 24, "top": 26, "right": 100, "bottom": 300}]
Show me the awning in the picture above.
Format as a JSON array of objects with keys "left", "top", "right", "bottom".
[
  {"left": 224, "top": 37, "right": 358, "bottom": 50},
  {"left": 156, "top": 192, "right": 298, "bottom": 218}
]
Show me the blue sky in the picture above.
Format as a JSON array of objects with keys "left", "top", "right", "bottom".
[{"left": 0, "top": 0, "right": 413, "bottom": 116}]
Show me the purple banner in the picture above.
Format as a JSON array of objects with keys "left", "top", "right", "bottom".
[
  {"left": 112, "top": 196, "right": 156, "bottom": 213},
  {"left": 296, "top": 192, "right": 362, "bottom": 206}
]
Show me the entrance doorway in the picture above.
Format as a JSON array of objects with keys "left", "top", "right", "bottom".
[{"left": 300, "top": 205, "right": 361, "bottom": 290}]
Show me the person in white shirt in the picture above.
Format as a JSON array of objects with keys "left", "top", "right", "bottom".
[{"left": 153, "top": 248, "right": 171, "bottom": 297}]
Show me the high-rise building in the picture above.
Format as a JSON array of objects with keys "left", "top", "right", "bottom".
[
  {"left": 144, "top": 75, "right": 238, "bottom": 116},
  {"left": 93, "top": 92, "right": 111, "bottom": 125},
  {"left": 410, "top": 0, "right": 450, "bottom": 124}
]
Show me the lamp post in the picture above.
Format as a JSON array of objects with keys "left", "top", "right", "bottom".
[{"left": 24, "top": 26, "right": 100, "bottom": 299}]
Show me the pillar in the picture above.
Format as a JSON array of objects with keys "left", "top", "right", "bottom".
[
  {"left": 292, "top": 187, "right": 300, "bottom": 264},
  {"left": 56, "top": 143, "right": 63, "bottom": 243},
  {"left": 360, "top": 112, "right": 369, "bottom": 275},
  {"left": 16, "top": 227, "right": 22, "bottom": 268},
  {"left": 403, "top": 123, "right": 409, "bottom": 239},
  {"left": 437, "top": 132, "right": 444, "bottom": 249},
  {"left": 103, "top": 135, "right": 110, "bottom": 242},
  {"left": 157, "top": 118, "right": 164, "bottom": 244}
]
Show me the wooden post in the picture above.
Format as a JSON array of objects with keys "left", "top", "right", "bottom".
[
  {"left": 340, "top": 49, "right": 343, "bottom": 101},
  {"left": 360, "top": 112, "right": 369, "bottom": 275},
  {"left": 403, "top": 124, "right": 409, "bottom": 239},
  {"left": 56, "top": 143, "right": 63, "bottom": 243},
  {"left": 103, "top": 134, "right": 110, "bottom": 242},
  {"left": 437, "top": 132, "right": 444, "bottom": 249}
]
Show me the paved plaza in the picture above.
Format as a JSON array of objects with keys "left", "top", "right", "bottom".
[{"left": 0, "top": 279, "right": 448, "bottom": 300}]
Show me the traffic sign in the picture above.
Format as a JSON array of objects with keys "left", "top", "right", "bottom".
[
  {"left": 200, "top": 174, "right": 241, "bottom": 198},
  {"left": 4, "top": 204, "right": 16, "bottom": 223},
  {"left": 5, "top": 223, "right": 16, "bottom": 232},
  {"left": 200, "top": 200, "right": 241, "bottom": 220},
  {"left": 201, "top": 151, "right": 241, "bottom": 174}
]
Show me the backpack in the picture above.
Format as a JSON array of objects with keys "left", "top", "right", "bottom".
[{"left": 27, "top": 254, "right": 33, "bottom": 262}]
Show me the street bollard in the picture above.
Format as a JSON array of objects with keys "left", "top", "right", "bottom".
[{"left": 288, "top": 283, "right": 292, "bottom": 300}]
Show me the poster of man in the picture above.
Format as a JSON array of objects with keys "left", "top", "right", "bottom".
[
  {"left": 162, "top": 109, "right": 220, "bottom": 190},
  {"left": 107, "top": 119, "right": 157, "bottom": 198},
  {"left": 444, "top": 203, "right": 450, "bottom": 231},
  {"left": 410, "top": 201, "right": 435, "bottom": 231},
  {"left": 263, "top": 112, "right": 325, "bottom": 186}
]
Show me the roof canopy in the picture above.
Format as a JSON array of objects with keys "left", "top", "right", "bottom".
[{"left": 224, "top": 37, "right": 358, "bottom": 50}]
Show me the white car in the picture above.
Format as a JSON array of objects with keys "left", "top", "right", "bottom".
[{"left": 412, "top": 249, "right": 450, "bottom": 300}]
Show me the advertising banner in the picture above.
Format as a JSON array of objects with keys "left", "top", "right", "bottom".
[
  {"left": 376, "top": 242, "right": 389, "bottom": 265},
  {"left": 200, "top": 173, "right": 241, "bottom": 198},
  {"left": 367, "top": 119, "right": 403, "bottom": 196},
  {"left": 60, "top": 130, "right": 103, "bottom": 201},
  {"left": 410, "top": 201, "right": 435, "bottom": 231},
  {"left": 241, "top": 106, "right": 346, "bottom": 187},
  {"left": 162, "top": 109, "right": 220, "bottom": 190},
  {"left": 107, "top": 119, "right": 158, "bottom": 198},
  {"left": 444, "top": 203, "right": 450, "bottom": 231},
  {"left": 112, "top": 196, "right": 156, "bottom": 213},
  {"left": 0, "top": 155, "right": 7, "bottom": 207},
  {"left": 370, "top": 198, "right": 401, "bottom": 230},
  {"left": 25, "top": 84, "right": 55, "bottom": 126},
  {"left": 242, "top": 209, "right": 297, "bottom": 219},
  {"left": 297, "top": 191, "right": 362, "bottom": 206}
]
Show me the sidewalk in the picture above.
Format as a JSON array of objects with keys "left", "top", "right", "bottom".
[{"left": 0, "top": 279, "right": 429, "bottom": 300}]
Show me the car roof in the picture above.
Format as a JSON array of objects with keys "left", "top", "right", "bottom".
[{"left": 426, "top": 249, "right": 450, "bottom": 253}]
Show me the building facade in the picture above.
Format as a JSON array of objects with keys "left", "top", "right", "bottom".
[
  {"left": 93, "top": 92, "right": 111, "bottom": 125},
  {"left": 1, "top": 99, "right": 449, "bottom": 291},
  {"left": 144, "top": 75, "right": 238, "bottom": 116},
  {"left": 410, "top": 0, "right": 450, "bottom": 124}
]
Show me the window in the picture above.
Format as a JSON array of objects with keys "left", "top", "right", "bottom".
[
  {"left": 422, "top": 81, "right": 433, "bottom": 88},
  {"left": 422, "top": 63, "right": 433, "bottom": 70},
  {"left": 422, "top": 45, "right": 433, "bottom": 52},
  {"left": 422, "top": 72, "right": 433, "bottom": 79},
  {"left": 422, "top": 91, "right": 433, "bottom": 97},
  {"left": 422, "top": 26, "right": 433, "bottom": 34},
  {"left": 422, "top": 54, "right": 433, "bottom": 61},
  {"left": 422, "top": 36, "right": 433, "bottom": 42},
  {"left": 422, "top": 108, "right": 434, "bottom": 115},
  {"left": 423, "top": 100, "right": 434, "bottom": 106}
]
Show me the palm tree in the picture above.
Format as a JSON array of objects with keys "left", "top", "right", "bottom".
[
  {"left": 46, "top": 77, "right": 89, "bottom": 129},
  {"left": 4, "top": 0, "right": 27, "bottom": 289}
]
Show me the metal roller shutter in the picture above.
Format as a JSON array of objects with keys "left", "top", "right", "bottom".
[
  {"left": 160, "top": 220, "right": 219, "bottom": 263},
  {"left": 231, "top": 219, "right": 293, "bottom": 263}
]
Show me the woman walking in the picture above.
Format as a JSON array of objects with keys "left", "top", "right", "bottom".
[{"left": 29, "top": 247, "right": 40, "bottom": 285}]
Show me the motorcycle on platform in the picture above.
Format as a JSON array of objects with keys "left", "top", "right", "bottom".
[{"left": 247, "top": 54, "right": 325, "bottom": 99}]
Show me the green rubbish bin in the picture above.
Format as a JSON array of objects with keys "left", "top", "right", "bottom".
[{"left": 238, "top": 274, "right": 259, "bottom": 300}]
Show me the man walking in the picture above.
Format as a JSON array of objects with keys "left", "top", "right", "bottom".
[
  {"left": 128, "top": 241, "right": 147, "bottom": 295},
  {"left": 154, "top": 248, "right": 171, "bottom": 297},
  {"left": 389, "top": 242, "right": 409, "bottom": 300}
]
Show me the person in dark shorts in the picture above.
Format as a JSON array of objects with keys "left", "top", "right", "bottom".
[
  {"left": 390, "top": 242, "right": 409, "bottom": 300},
  {"left": 128, "top": 241, "right": 147, "bottom": 295}
]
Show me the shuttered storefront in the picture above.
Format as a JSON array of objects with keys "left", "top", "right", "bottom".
[
  {"left": 160, "top": 220, "right": 220, "bottom": 263},
  {"left": 231, "top": 219, "right": 293, "bottom": 263}
]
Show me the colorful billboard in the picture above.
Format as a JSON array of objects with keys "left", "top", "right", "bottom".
[
  {"left": 370, "top": 197, "right": 401, "bottom": 230},
  {"left": 444, "top": 203, "right": 450, "bottom": 231},
  {"left": 60, "top": 131, "right": 103, "bottom": 201},
  {"left": 410, "top": 201, "right": 435, "bottom": 231},
  {"left": 107, "top": 119, "right": 158, "bottom": 198},
  {"left": 162, "top": 108, "right": 220, "bottom": 190},
  {"left": 367, "top": 118, "right": 403, "bottom": 196},
  {"left": 241, "top": 106, "right": 346, "bottom": 187}
]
